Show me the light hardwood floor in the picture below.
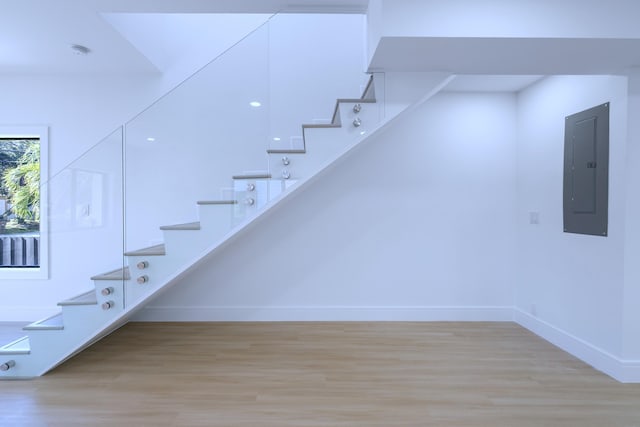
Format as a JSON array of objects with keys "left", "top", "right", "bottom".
[{"left": 1, "top": 322, "right": 639, "bottom": 426}]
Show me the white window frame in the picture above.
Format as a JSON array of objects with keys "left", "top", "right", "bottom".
[{"left": 0, "top": 125, "right": 49, "bottom": 279}]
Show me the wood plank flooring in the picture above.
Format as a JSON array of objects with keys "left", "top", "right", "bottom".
[{"left": 1, "top": 322, "right": 639, "bottom": 426}]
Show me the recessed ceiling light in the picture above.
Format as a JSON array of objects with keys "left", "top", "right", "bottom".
[
  {"left": 273, "top": 137, "right": 281, "bottom": 141},
  {"left": 71, "top": 44, "right": 91, "bottom": 56},
  {"left": 146, "top": 137, "right": 156, "bottom": 142},
  {"left": 249, "top": 101, "right": 261, "bottom": 107}
]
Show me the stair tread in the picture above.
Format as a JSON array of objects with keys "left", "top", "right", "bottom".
[
  {"left": 91, "top": 267, "right": 131, "bottom": 281},
  {"left": 124, "top": 244, "right": 166, "bottom": 257},
  {"left": 232, "top": 173, "right": 272, "bottom": 180},
  {"left": 336, "top": 97, "right": 377, "bottom": 104},
  {"left": 197, "top": 200, "right": 238, "bottom": 205},
  {"left": 302, "top": 123, "right": 341, "bottom": 129},
  {"left": 57, "top": 290, "right": 97, "bottom": 306},
  {"left": 0, "top": 336, "right": 30, "bottom": 355},
  {"left": 267, "top": 149, "right": 306, "bottom": 154},
  {"left": 160, "top": 222, "right": 201, "bottom": 231},
  {"left": 23, "top": 312, "right": 64, "bottom": 331}
]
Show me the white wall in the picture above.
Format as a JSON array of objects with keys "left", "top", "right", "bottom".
[
  {"left": 366, "top": 0, "right": 383, "bottom": 74},
  {"left": 0, "top": 75, "right": 159, "bottom": 175},
  {"left": 136, "top": 92, "right": 518, "bottom": 321},
  {"left": 382, "top": 72, "right": 452, "bottom": 120},
  {"left": 515, "top": 76, "right": 629, "bottom": 358},
  {"left": 103, "top": 13, "right": 272, "bottom": 94},
  {"left": 623, "top": 72, "right": 640, "bottom": 359}
]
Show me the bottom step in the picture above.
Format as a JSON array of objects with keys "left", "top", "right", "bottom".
[{"left": 0, "top": 336, "right": 30, "bottom": 355}]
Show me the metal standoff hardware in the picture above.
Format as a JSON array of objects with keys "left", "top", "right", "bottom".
[
  {"left": 102, "top": 301, "right": 115, "bottom": 310},
  {"left": 246, "top": 183, "right": 256, "bottom": 191},
  {"left": 282, "top": 170, "right": 291, "bottom": 180},
  {"left": 101, "top": 287, "right": 114, "bottom": 296},
  {"left": 353, "top": 117, "right": 362, "bottom": 127},
  {"left": 245, "top": 198, "right": 255, "bottom": 206},
  {"left": 137, "top": 275, "right": 149, "bottom": 284},
  {"left": 353, "top": 103, "right": 362, "bottom": 113},
  {"left": 0, "top": 360, "right": 15, "bottom": 371},
  {"left": 282, "top": 156, "right": 290, "bottom": 166}
]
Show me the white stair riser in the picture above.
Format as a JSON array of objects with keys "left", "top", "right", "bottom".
[
  {"left": 92, "top": 280, "right": 126, "bottom": 310},
  {"left": 0, "top": 353, "right": 32, "bottom": 378},
  {"left": 125, "top": 253, "right": 211, "bottom": 306},
  {"left": 59, "top": 304, "right": 122, "bottom": 332},
  {"left": 197, "top": 204, "right": 235, "bottom": 237},
  {"left": 162, "top": 230, "right": 212, "bottom": 265},
  {"left": 125, "top": 256, "right": 180, "bottom": 305},
  {"left": 95, "top": 283, "right": 124, "bottom": 310},
  {"left": 232, "top": 179, "right": 273, "bottom": 223},
  {"left": 268, "top": 154, "right": 306, "bottom": 181}
]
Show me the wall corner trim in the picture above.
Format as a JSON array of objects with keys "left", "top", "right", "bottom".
[{"left": 514, "top": 308, "right": 640, "bottom": 383}]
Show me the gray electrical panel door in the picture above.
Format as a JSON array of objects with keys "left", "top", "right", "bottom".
[{"left": 563, "top": 103, "right": 609, "bottom": 236}]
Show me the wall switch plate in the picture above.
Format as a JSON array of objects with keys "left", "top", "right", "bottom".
[{"left": 529, "top": 211, "right": 540, "bottom": 225}]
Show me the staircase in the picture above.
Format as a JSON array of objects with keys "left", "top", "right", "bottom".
[{"left": 0, "top": 75, "right": 383, "bottom": 379}]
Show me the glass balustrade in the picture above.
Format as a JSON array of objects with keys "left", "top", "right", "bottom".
[
  {"left": 121, "top": 14, "right": 378, "bottom": 310},
  {"left": 15, "top": 14, "right": 376, "bottom": 316},
  {"left": 44, "top": 127, "right": 125, "bottom": 307},
  {"left": 0, "top": 13, "right": 383, "bottom": 379}
]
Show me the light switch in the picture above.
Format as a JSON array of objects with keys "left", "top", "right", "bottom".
[{"left": 529, "top": 212, "right": 540, "bottom": 225}]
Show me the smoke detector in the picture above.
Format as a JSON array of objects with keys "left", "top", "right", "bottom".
[{"left": 70, "top": 44, "right": 91, "bottom": 56}]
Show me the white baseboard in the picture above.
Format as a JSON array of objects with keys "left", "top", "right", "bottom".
[
  {"left": 514, "top": 308, "right": 640, "bottom": 383},
  {"left": 132, "top": 305, "right": 514, "bottom": 322}
]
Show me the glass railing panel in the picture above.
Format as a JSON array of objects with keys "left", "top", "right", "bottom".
[
  {"left": 44, "top": 127, "right": 125, "bottom": 308},
  {"left": 124, "top": 24, "right": 270, "bottom": 254},
  {"left": 266, "top": 14, "right": 369, "bottom": 153},
  {"left": 121, "top": 13, "right": 373, "bottom": 310}
]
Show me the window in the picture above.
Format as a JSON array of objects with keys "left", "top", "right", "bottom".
[{"left": 0, "top": 126, "right": 48, "bottom": 279}]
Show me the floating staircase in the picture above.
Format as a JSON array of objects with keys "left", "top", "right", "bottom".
[{"left": 0, "top": 75, "right": 385, "bottom": 379}]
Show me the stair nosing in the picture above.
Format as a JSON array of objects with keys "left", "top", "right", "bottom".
[
  {"left": 23, "top": 312, "right": 64, "bottom": 331},
  {"left": 336, "top": 98, "right": 377, "bottom": 104},
  {"left": 267, "top": 149, "right": 306, "bottom": 154},
  {"left": 124, "top": 244, "right": 166, "bottom": 257},
  {"left": 159, "top": 221, "right": 201, "bottom": 231},
  {"left": 57, "top": 290, "right": 98, "bottom": 306},
  {"left": 232, "top": 173, "right": 272, "bottom": 180},
  {"left": 91, "top": 266, "right": 131, "bottom": 281},
  {"left": 197, "top": 200, "right": 238, "bottom": 205},
  {"left": 302, "top": 123, "right": 341, "bottom": 129},
  {"left": 0, "top": 336, "right": 30, "bottom": 355}
]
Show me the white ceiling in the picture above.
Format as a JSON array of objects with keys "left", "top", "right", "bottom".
[
  {"left": 0, "top": 0, "right": 368, "bottom": 75},
  {"left": 369, "top": 37, "right": 640, "bottom": 75},
  {"left": 102, "top": 13, "right": 271, "bottom": 73},
  {"left": 4, "top": 0, "right": 637, "bottom": 93}
]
